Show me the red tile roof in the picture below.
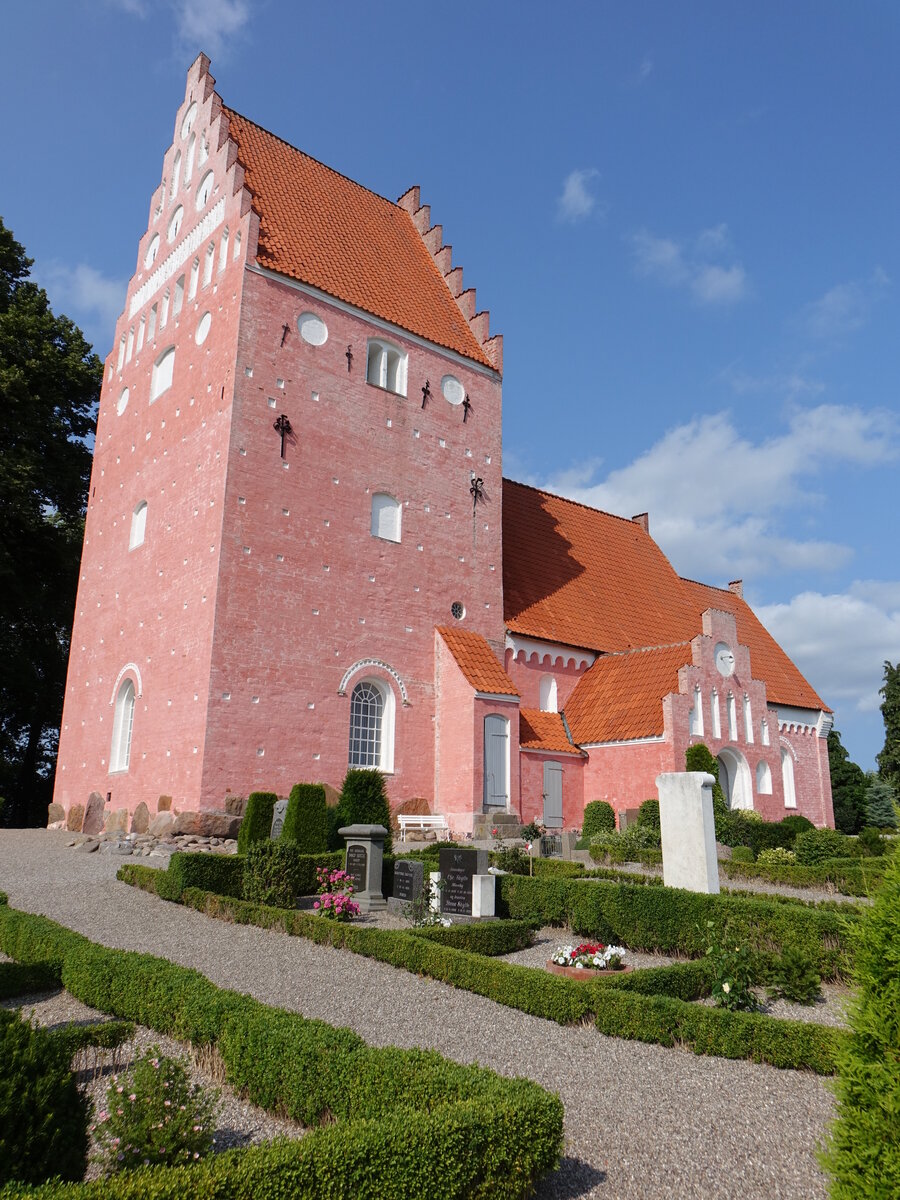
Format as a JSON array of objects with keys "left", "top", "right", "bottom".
[
  {"left": 437, "top": 627, "right": 518, "bottom": 696},
  {"left": 223, "top": 108, "right": 493, "bottom": 368},
  {"left": 564, "top": 644, "right": 691, "bottom": 743},
  {"left": 519, "top": 709, "right": 583, "bottom": 755},
  {"left": 502, "top": 480, "right": 828, "bottom": 715}
]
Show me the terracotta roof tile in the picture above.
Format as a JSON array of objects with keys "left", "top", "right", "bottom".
[
  {"left": 437, "top": 627, "right": 518, "bottom": 696},
  {"left": 223, "top": 108, "right": 493, "bottom": 368},
  {"left": 564, "top": 644, "right": 692, "bottom": 743},
  {"left": 519, "top": 709, "right": 583, "bottom": 754}
]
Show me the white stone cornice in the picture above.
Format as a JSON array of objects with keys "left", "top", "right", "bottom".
[{"left": 504, "top": 633, "right": 596, "bottom": 671}]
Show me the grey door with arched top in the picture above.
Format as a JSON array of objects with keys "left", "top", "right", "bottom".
[
  {"left": 483, "top": 715, "right": 509, "bottom": 810},
  {"left": 543, "top": 761, "right": 563, "bottom": 827}
]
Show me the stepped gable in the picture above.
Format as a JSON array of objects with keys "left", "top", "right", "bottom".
[
  {"left": 502, "top": 480, "right": 699, "bottom": 652},
  {"left": 437, "top": 627, "right": 518, "bottom": 696},
  {"left": 398, "top": 186, "right": 503, "bottom": 373},
  {"left": 679, "top": 578, "right": 828, "bottom": 711},
  {"left": 564, "top": 644, "right": 693, "bottom": 744},
  {"left": 519, "top": 709, "right": 583, "bottom": 755},
  {"left": 220, "top": 108, "right": 493, "bottom": 369}
]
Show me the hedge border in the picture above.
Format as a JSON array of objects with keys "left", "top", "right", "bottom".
[{"left": 0, "top": 901, "right": 562, "bottom": 1199}]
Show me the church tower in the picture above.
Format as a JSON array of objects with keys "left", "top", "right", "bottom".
[{"left": 55, "top": 55, "right": 504, "bottom": 818}]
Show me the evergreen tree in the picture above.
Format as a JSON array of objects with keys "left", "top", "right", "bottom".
[
  {"left": 865, "top": 779, "right": 898, "bottom": 830},
  {"left": 877, "top": 661, "right": 900, "bottom": 800},
  {"left": 0, "top": 219, "right": 102, "bottom": 826},
  {"left": 829, "top": 729, "right": 870, "bottom": 834}
]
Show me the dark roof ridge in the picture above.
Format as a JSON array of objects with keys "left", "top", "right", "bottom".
[
  {"left": 503, "top": 478, "right": 651, "bottom": 529},
  {"left": 222, "top": 104, "right": 404, "bottom": 214},
  {"left": 679, "top": 574, "right": 740, "bottom": 596},
  {"left": 594, "top": 641, "right": 694, "bottom": 659}
]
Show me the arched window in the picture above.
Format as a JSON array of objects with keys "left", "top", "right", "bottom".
[
  {"left": 110, "top": 678, "right": 136, "bottom": 773},
  {"left": 145, "top": 234, "right": 160, "bottom": 268},
  {"left": 743, "top": 694, "right": 754, "bottom": 743},
  {"left": 167, "top": 205, "right": 184, "bottom": 243},
  {"left": 484, "top": 714, "right": 510, "bottom": 809},
  {"left": 129, "top": 501, "right": 147, "bottom": 550},
  {"left": 756, "top": 760, "right": 772, "bottom": 794},
  {"left": 196, "top": 171, "right": 214, "bottom": 211},
  {"left": 218, "top": 228, "right": 229, "bottom": 272},
  {"left": 371, "top": 493, "right": 401, "bottom": 542},
  {"left": 366, "top": 338, "right": 407, "bottom": 396},
  {"left": 170, "top": 152, "right": 181, "bottom": 198},
  {"left": 710, "top": 687, "right": 721, "bottom": 739},
  {"left": 727, "top": 692, "right": 737, "bottom": 741},
  {"left": 761, "top": 717, "right": 770, "bottom": 746},
  {"left": 539, "top": 674, "right": 558, "bottom": 713},
  {"left": 348, "top": 678, "right": 395, "bottom": 771},
  {"left": 203, "top": 242, "right": 215, "bottom": 287},
  {"left": 781, "top": 748, "right": 797, "bottom": 808},
  {"left": 150, "top": 347, "right": 175, "bottom": 402},
  {"left": 717, "top": 747, "right": 753, "bottom": 811},
  {"left": 189, "top": 257, "right": 200, "bottom": 300},
  {"left": 185, "top": 132, "right": 196, "bottom": 184}
]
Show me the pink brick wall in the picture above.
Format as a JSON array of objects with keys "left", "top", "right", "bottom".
[{"left": 519, "top": 751, "right": 585, "bottom": 828}]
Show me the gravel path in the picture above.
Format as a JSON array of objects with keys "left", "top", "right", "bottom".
[{"left": 0, "top": 830, "right": 837, "bottom": 1200}]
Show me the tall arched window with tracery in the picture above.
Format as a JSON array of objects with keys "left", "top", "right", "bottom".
[
  {"left": 348, "top": 678, "right": 395, "bottom": 771},
  {"left": 110, "top": 678, "right": 136, "bottom": 772}
]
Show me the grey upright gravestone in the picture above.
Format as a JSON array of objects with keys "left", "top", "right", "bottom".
[
  {"left": 270, "top": 799, "right": 288, "bottom": 840},
  {"left": 339, "top": 824, "right": 387, "bottom": 911},
  {"left": 439, "top": 847, "right": 487, "bottom": 916}
]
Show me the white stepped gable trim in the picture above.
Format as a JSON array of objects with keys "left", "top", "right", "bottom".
[
  {"left": 339, "top": 658, "right": 409, "bottom": 705},
  {"left": 130, "top": 198, "right": 225, "bottom": 317}
]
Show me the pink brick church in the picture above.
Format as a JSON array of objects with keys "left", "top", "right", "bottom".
[{"left": 54, "top": 56, "right": 835, "bottom": 834}]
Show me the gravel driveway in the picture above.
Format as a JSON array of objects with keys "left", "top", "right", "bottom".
[{"left": 0, "top": 830, "right": 836, "bottom": 1200}]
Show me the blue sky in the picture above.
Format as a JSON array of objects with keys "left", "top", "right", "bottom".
[{"left": 3, "top": 1, "right": 898, "bottom": 768}]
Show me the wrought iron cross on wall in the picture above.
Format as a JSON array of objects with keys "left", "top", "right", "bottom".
[{"left": 273, "top": 413, "right": 293, "bottom": 458}]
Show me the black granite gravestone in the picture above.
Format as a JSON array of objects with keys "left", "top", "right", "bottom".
[
  {"left": 346, "top": 843, "right": 368, "bottom": 894},
  {"left": 439, "top": 847, "right": 486, "bottom": 916},
  {"left": 393, "top": 859, "right": 424, "bottom": 903}
]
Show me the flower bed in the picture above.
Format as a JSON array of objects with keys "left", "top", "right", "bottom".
[{"left": 547, "top": 941, "right": 630, "bottom": 978}]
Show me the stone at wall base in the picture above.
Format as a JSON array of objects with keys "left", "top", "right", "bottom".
[
  {"left": 47, "top": 802, "right": 65, "bottom": 826},
  {"left": 66, "top": 804, "right": 85, "bottom": 832},
  {"left": 106, "top": 808, "right": 129, "bottom": 833},
  {"left": 148, "top": 811, "right": 175, "bottom": 838},
  {"left": 172, "top": 811, "right": 241, "bottom": 838},
  {"left": 545, "top": 961, "right": 633, "bottom": 979},
  {"left": 157, "top": 795, "right": 173, "bottom": 812},
  {"left": 131, "top": 802, "right": 150, "bottom": 834},
  {"left": 224, "top": 794, "right": 247, "bottom": 817},
  {"left": 82, "top": 792, "right": 106, "bottom": 835}
]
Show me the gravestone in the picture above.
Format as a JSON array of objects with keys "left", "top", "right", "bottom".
[
  {"left": 82, "top": 792, "right": 106, "bottom": 835},
  {"left": 66, "top": 804, "right": 84, "bottom": 832},
  {"left": 656, "top": 771, "right": 720, "bottom": 894},
  {"left": 130, "top": 801, "right": 150, "bottom": 834},
  {"left": 339, "top": 824, "right": 387, "bottom": 912},
  {"left": 439, "top": 847, "right": 488, "bottom": 916},
  {"left": 388, "top": 859, "right": 425, "bottom": 912},
  {"left": 270, "top": 798, "right": 288, "bottom": 839},
  {"left": 157, "top": 795, "right": 173, "bottom": 812}
]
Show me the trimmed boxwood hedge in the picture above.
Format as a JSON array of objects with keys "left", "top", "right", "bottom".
[
  {"left": 497, "top": 875, "right": 855, "bottom": 978},
  {"left": 409, "top": 920, "right": 536, "bottom": 956},
  {"left": 236, "top": 791, "right": 278, "bottom": 855},
  {"left": 0, "top": 902, "right": 562, "bottom": 1198},
  {"left": 720, "top": 856, "right": 887, "bottom": 897},
  {"left": 282, "top": 783, "right": 328, "bottom": 854},
  {"left": 0, "top": 960, "right": 60, "bottom": 1000}
]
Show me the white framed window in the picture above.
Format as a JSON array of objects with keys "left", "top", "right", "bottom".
[
  {"left": 150, "top": 346, "right": 175, "bottom": 402},
  {"left": 110, "top": 678, "right": 136, "bottom": 773},
  {"left": 129, "top": 501, "right": 147, "bottom": 549},
  {"left": 539, "top": 674, "right": 558, "bottom": 713},
  {"left": 366, "top": 338, "right": 407, "bottom": 396},
  {"left": 371, "top": 493, "right": 401, "bottom": 542},
  {"left": 348, "top": 678, "right": 395, "bottom": 771},
  {"left": 781, "top": 748, "right": 797, "bottom": 808},
  {"left": 196, "top": 170, "right": 214, "bottom": 211},
  {"left": 756, "top": 761, "right": 773, "bottom": 794}
]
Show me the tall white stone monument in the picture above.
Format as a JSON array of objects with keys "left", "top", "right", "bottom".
[{"left": 656, "top": 772, "right": 720, "bottom": 894}]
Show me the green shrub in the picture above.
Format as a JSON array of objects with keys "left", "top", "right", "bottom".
[
  {"left": 701, "top": 921, "right": 758, "bottom": 1012},
  {"left": 410, "top": 920, "right": 535, "bottom": 956},
  {"left": 165, "top": 852, "right": 244, "bottom": 900},
  {"left": 581, "top": 800, "right": 616, "bottom": 839},
  {"left": 766, "top": 946, "right": 822, "bottom": 1005},
  {"left": 532, "top": 859, "right": 585, "bottom": 879},
  {"left": 244, "top": 840, "right": 301, "bottom": 908},
  {"left": 340, "top": 770, "right": 392, "bottom": 854},
  {"left": 756, "top": 846, "right": 796, "bottom": 866},
  {"left": 282, "top": 783, "right": 328, "bottom": 854},
  {"left": 820, "top": 844, "right": 900, "bottom": 1195},
  {"left": 685, "top": 744, "right": 732, "bottom": 842},
  {"left": 94, "top": 1046, "right": 219, "bottom": 1175},
  {"left": 637, "top": 798, "right": 660, "bottom": 831},
  {"left": 731, "top": 846, "right": 755, "bottom": 864},
  {"left": 779, "top": 814, "right": 815, "bottom": 841},
  {"left": 490, "top": 846, "right": 530, "bottom": 874},
  {"left": 0, "top": 960, "right": 60, "bottom": 999},
  {"left": 720, "top": 855, "right": 885, "bottom": 897},
  {"left": 236, "top": 791, "right": 278, "bottom": 855},
  {"left": 865, "top": 778, "right": 899, "bottom": 829},
  {"left": 854, "top": 826, "right": 887, "bottom": 857},
  {"left": 794, "top": 826, "right": 849, "bottom": 865},
  {"left": 590, "top": 824, "right": 660, "bottom": 862},
  {"left": 0, "top": 1010, "right": 89, "bottom": 1186}
]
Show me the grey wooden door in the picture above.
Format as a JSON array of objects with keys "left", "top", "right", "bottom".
[
  {"left": 542, "top": 761, "right": 563, "bottom": 827},
  {"left": 483, "top": 715, "right": 509, "bottom": 809}
]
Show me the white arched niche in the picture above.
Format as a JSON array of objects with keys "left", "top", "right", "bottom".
[
  {"left": 539, "top": 674, "right": 558, "bottom": 713},
  {"left": 717, "top": 747, "right": 754, "bottom": 811}
]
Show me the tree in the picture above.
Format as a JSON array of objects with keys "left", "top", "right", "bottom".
[
  {"left": 828, "top": 729, "right": 870, "bottom": 834},
  {"left": 865, "top": 779, "right": 898, "bottom": 830},
  {"left": 0, "top": 219, "right": 102, "bottom": 826},
  {"left": 877, "top": 661, "right": 900, "bottom": 800}
]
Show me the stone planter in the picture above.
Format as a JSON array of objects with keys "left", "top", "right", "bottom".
[{"left": 546, "top": 961, "right": 633, "bottom": 980}]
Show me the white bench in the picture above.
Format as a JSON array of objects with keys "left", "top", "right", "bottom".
[{"left": 398, "top": 814, "right": 449, "bottom": 843}]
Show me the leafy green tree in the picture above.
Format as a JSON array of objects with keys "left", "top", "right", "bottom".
[
  {"left": 0, "top": 220, "right": 102, "bottom": 827},
  {"left": 865, "top": 779, "right": 898, "bottom": 830},
  {"left": 829, "top": 729, "right": 870, "bottom": 834},
  {"left": 877, "top": 661, "right": 900, "bottom": 800}
]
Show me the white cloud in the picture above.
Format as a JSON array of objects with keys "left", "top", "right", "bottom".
[
  {"left": 799, "top": 268, "right": 890, "bottom": 340},
  {"left": 630, "top": 224, "right": 747, "bottom": 306},
  {"left": 535, "top": 404, "right": 898, "bottom": 582},
  {"left": 637, "top": 56, "right": 654, "bottom": 83},
  {"left": 721, "top": 367, "right": 825, "bottom": 403},
  {"left": 557, "top": 169, "right": 602, "bottom": 223},
  {"left": 756, "top": 584, "right": 900, "bottom": 719},
  {"left": 172, "top": 0, "right": 250, "bottom": 58},
  {"left": 40, "top": 262, "right": 126, "bottom": 349}
]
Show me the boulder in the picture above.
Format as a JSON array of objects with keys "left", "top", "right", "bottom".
[
  {"left": 82, "top": 792, "right": 106, "bottom": 835},
  {"left": 106, "top": 807, "right": 129, "bottom": 833},
  {"left": 66, "top": 804, "right": 85, "bottom": 832},
  {"left": 172, "top": 810, "right": 241, "bottom": 839},
  {"left": 157, "top": 795, "right": 173, "bottom": 812},
  {"left": 148, "top": 811, "right": 175, "bottom": 838},
  {"left": 224, "top": 794, "right": 247, "bottom": 817},
  {"left": 47, "top": 802, "right": 65, "bottom": 826},
  {"left": 131, "top": 801, "right": 150, "bottom": 834}
]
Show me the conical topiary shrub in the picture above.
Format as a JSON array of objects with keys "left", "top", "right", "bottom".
[
  {"left": 281, "top": 783, "right": 328, "bottom": 854},
  {"left": 339, "top": 769, "right": 392, "bottom": 855},
  {"left": 236, "top": 791, "right": 278, "bottom": 855}
]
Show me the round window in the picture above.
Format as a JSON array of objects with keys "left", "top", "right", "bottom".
[
  {"left": 450, "top": 601, "right": 465, "bottom": 620},
  {"left": 442, "top": 375, "right": 465, "bottom": 405},
  {"left": 195, "top": 312, "right": 212, "bottom": 345},
  {"left": 297, "top": 311, "right": 328, "bottom": 346}
]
